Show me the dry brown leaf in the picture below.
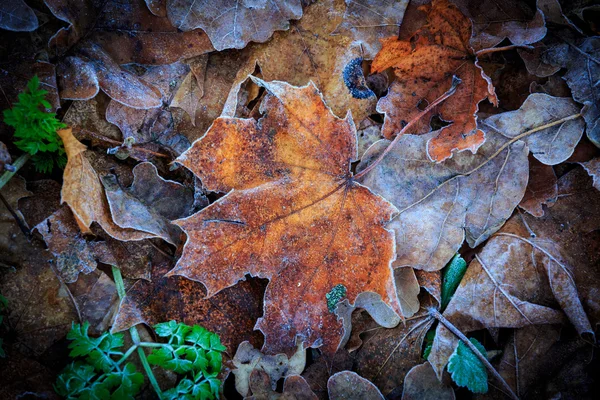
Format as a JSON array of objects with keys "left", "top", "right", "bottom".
[
  {"left": 452, "top": 0, "right": 547, "bottom": 51},
  {"left": 401, "top": 362, "right": 455, "bottom": 400},
  {"left": 58, "top": 128, "right": 154, "bottom": 241},
  {"left": 167, "top": 0, "right": 302, "bottom": 51},
  {"left": 581, "top": 157, "right": 600, "bottom": 190},
  {"left": 358, "top": 128, "right": 528, "bottom": 272},
  {"left": 519, "top": 156, "right": 558, "bottom": 217},
  {"left": 102, "top": 162, "right": 194, "bottom": 245},
  {"left": 222, "top": 0, "right": 378, "bottom": 123},
  {"left": 327, "top": 371, "right": 384, "bottom": 400},
  {"left": 246, "top": 371, "right": 318, "bottom": 400},
  {"left": 372, "top": 0, "right": 497, "bottom": 162},
  {"left": 170, "top": 78, "right": 400, "bottom": 358}
]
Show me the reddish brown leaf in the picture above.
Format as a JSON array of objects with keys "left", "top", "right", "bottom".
[
  {"left": 371, "top": 0, "right": 497, "bottom": 162},
  {"left": 170, "top": 79, "right": 400, "bottom": 358},
  {"left": 519, "top": 156, "right": 558, "bottom": 217}
]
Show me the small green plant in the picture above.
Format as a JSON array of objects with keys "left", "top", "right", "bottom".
[
  {"left": 55, "top": 321, "right": 225, "bottom": 400},
  {"left": 3, "top": 76, "right": 66, "bottom": 173}
]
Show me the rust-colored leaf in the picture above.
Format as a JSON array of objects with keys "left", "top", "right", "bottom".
[
  {"left": 519, "top": 156, "right": 558, "bottom": 217},
  {"left": 371, "top": 0, "right": 497, "bottom": 162},
  {"left": 169, "top": 78, "right": 400, "bottom": 358}
]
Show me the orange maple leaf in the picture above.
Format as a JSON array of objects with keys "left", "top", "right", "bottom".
[
  {"left": 372, "top": 0, "right": 497, "bottom": 162},
  {"left": 168, "top": 78, "right": 400, "bottom": 357}
]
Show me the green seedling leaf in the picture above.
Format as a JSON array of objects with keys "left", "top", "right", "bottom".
[
  {"left": 447, "top": 338, "right": 488, "bottom": 394},
  {"left": 441, "top": 254, "right": 468, "bottom": 311}
]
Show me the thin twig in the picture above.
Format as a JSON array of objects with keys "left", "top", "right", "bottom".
[
  {"left": 476, "top": 45, "right": 534, "bottom": 57},
  {"left": 0, "top": 192, "right": 31, "bottom": 239},
  {"left": 429, "top": 307, "right": 519, "bottom": 400},
  {"left": 0, "top": 153, "right": 31, "bottom": 191},
  {"left": 355, "top": 76, "right": 462, "bottom": 180},
  {"left": 72, "top": 127, "right": 171, "bottom": 159}
]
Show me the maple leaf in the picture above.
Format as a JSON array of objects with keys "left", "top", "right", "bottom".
[
  {"left": 0, "top": 0, "right": 38, "bottom": 32},
  {"left": 371, "top": 0, "right": 498, "bottom": 162},
  {"left": 169, "top": 78, "right": 400, "bottom": 357}
]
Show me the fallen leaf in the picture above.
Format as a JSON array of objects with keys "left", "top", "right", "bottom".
[
  {"left": 519, "top": 156, "right": 558, "bottom": 217},
  {"left": 112, "top": 258, "right": 267, "bottom": 357},
  {"left": 483, "top": 93, "right": 585, "bottom": 165},
  {"left": 358, "top": 128, "right": 528, "bottom": 272},
  {"left": 170, "top": 78, "right": 400, "bottom": 358},
  {"left": 580, "top": 157, "right": 600, "bottom": 190},
  {"left": 452, "top": 0, "right": 547, "bottom": 51},
  {"left": 543, "top": 36, "right": 600, "bottom": 147},
  {"left": 63, "top": 95, "right": 123, "bottom": 143},
  {"left": 427, "top": 177, "right": 595, "bottom": 378},
  {"left": 167, "top": 0, "right": 303, "bottom": 51},
  {"left": 401, "top": 362, "right": 455, "bottom": 400},
  {"left": 356, "top": 118, "right": 383, "bottom": 160},
  {"left": 102, "top": 162, "right": 194, "bottom": 245},
  {"left": 232, "top": 341, "right": 306, "bottom": 397},
  {"left": 144, "top": 0, "right": 166, "bottom": 16},
  {"left": 327, "top": 371, "right": 384, "bottom": 400},
  {"left": 517, "top": 43, "right": 561, "bottom": 78},
  {"left": 247, "top": 371, "right": 318, "bottom": 400},
  {"left": 171, "top": 69, "right": 203, "bottom": 124},
  {"left": 372, "top": 0, "right": 498, "bottom": 161},
  {"left": 58, "top": 128, "right": 155, "bottom": 241},
  {"left": 222, "top": 0, "right": 378, "bottom": 123},
  {"left": 301, "top": 350, "right": 353, "bottom": 400},
  {"left": 0, "top": 0, "right": 38, "bottom": 32}
]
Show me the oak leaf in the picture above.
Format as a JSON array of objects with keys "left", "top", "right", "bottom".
[
  {"left": 169, "top": 78, "right": 400, "bottom": 357},
  {"left": 371, "top": 0, "right": 498, "bottom": 162}
]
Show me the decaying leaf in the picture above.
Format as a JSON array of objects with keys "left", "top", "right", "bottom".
[
  {"left": 372, "top": 0, "right": 498, "bottom": 161},
  {"left": 0, "top": 0, "right": 38, "bottom": 32},
  {"left": 246, "top": 371, "right": 317, "bottom": 400},
  {"left": 102, "top": 162, "right": 194, "bottom": 245},
  {"left": 222, "top": 0, "right": 378, "bottom": 123},
  {"left": 112, "top": 258, "right": 267, "bottom": 356},
  {"left": 233, "top": 341, "right": 306, "bottom": 397},
  {"left": 581, "top": 157, "right": 600, "bottom": 190},
  {"left": 452, "top": 0, "right": 547, "bottom": 51},
  {"left": 427, "top": 170, "right": 595, "bottom": 378},
  {"left": 58, "top": 128, "right": 155, "bottom": 241},
  {"left": 519, "top": 156, "right": 558, "bottom": 217},
  {"left": 543, "top": 36, "right": 600, "bottom": 147},
  {"left": 358, "top": 128, "right": 528, "bottom": 272},
  {"left": 327, "top": 371, "right": 384, "bottom": 400},
  {"left": 170, "top": 78, "right": 400, "bottom": 358},
  {"left": 402, "top": 362, "right": 455, "bottom": 400},
  {"left": 483, "top": 93, "right": 585, "bottom": 165},
  {"left": 167, "top": 0, "right": 303, "bottom": 51}
]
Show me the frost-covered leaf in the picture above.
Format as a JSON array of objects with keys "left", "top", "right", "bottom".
[
  {"left": 447, "top": 338, "right": 488, "bottom": 394},
  {"left": 0, "top": 0, "right": 38, "bottom": 32}
]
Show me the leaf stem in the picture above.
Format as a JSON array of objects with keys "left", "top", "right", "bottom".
[
  {"left": 428, "top": 307, "right": 519, "bottom": 400},
  {"left": 0, "top": 153, "right": 31, "bottom": 191},
  {"left": 354, "top": 76, "right": 461, "bottom": 180},
  {"left": 111, "top": 266, "right": 164, "bottom": 399},
  {"left": 476, "top": 45, "right": 534, "bottom": 57}
]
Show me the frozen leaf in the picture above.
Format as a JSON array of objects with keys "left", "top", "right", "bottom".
[
  {"left": 427, "top": 178, "right": 595, "bottom": 378},
  {"left": 167, "top": 0, "right": 303, "bottom": 51},
  {"left": 356, "top": 119, "right": 383, "bottom": 160},
  {"left": 102, "top": 162, "right": 194, "bottom": 245},
  {"left": 452, "top": 0, "right": 547, "bottom": 51},
  {"left": 372, "top": 0, "right": 498, "bottom": 161},
  {"left": 517, "top": 43, "right": 561, "bottom": 78},
  {"left": 145, "top": 0, "right": 166, "bottom": 16},
  {"left": 519, "top": 156, "right": 558, "bottom": 216},
  {"left": 0, "top": 0, "right": 38, "bottom": 32},
  {"left": 327, "top": 371, "right": 384, "bottom": 400},
  {"left": 543, "top": 37, "right": 600, "bottom": 147},
  {"left": 483, "top": 93, "right": 585, "bottom": 165},
  {"left": 358, "top": 128, "right": 528, "bottom": 272},
  {"left": 171, "top": 71, "right": 203, "bottom": 123},
  {"left": 301, "top": 350, "right": 353, "bottom": 399},
  {"left": 34, "top": 206, "right": 98, "bottom": 283},
  {"left": 222, "top": 0, "right": 378, "bottom": 123},
  {"left": 247, "top": 371, "right": 317, "bottom": 400},
  {"left": 440, "top": 254, "right": 467, "bottom": 311},
  {"left": 395, "top": 267, "right": 420, "bottom": 318},
  {"left": 402, "top": 362, "right": 455, "bottom": 400},
  {"left": 334, "top": 0, "right": 410, "bottom": 59},
  {"left": 170, "top": 79, "right": 400, "bottom": 358},
  {"left": 58, "top": 128, "right": 155, "bottom": 242},
  {"left": 447, "top": 338, "right": 488, "bottom": 394},
  {"left": 112, "top": 258, "right": 266, "bottom": 356},
  {"left": 581, "top": 157, "right": 600, "bottom": 190}
]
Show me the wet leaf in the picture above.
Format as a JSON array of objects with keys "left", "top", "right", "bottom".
[
  {"left": 167, "top": 0, "right": 303, "bottom": 51},
  {"left": 0, "top": 0, "right": 38, "bottom": 32},
  {"left": 372, "top": 0, "right": 498, "bottom": 161},
  {"left": 327, "top": 371, "right": 384, "bottom": 400},
  {"left": 170, "top": 78, "right": 400, "bottom": 358},
  {"left": 452, "top": 0, "right": 547, "bottom": 51},
  {"left": 483, "top": 93, "right": 585, "bottom": 165},
  {"left": 102, "top": 162, "right": 194, "bottom": 245},
  {"left": 358, "top": 128, "right": 528, "bottom": 272}
]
